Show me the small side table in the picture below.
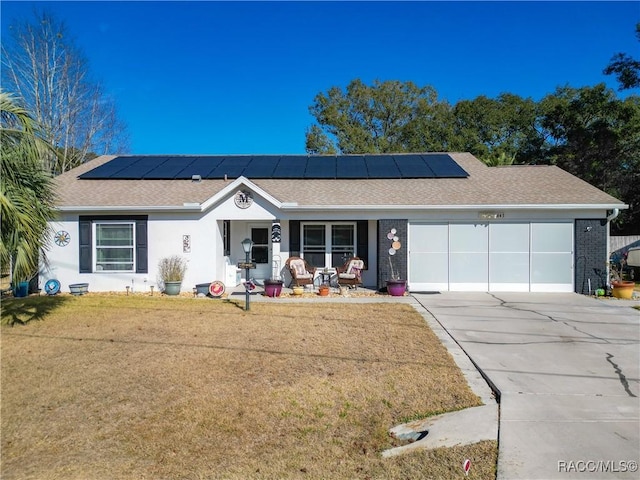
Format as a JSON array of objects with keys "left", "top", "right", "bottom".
[{"left": 318, "top": 269, "right": 337, "bottom": 288}]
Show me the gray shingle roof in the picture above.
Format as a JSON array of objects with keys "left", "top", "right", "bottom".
[{"left": 53, "top": 153, "right": 624, "bottom": 210}]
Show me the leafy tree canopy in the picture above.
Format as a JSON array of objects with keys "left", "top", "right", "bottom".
[
  {"left": 603, "top": 22, "right": 640, "bottom": 91},
  {"left": 1, "top": 91, "right": 57, "bottom": 283}
]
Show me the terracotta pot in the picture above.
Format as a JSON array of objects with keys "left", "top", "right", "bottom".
[
  {"left": 318, "top": 286, "right": 330, "bottom": 297},
  {"left": 611, "top": 280, "right": 635, "bottom": 299}
]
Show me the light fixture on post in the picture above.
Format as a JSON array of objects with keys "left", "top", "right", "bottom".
[{"left": 240, "top": 237, "right": 255, "bottom": 311}]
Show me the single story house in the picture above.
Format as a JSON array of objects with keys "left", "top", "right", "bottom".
[{"left": 42, "top": 152, "right": 626, "bottom": 294}]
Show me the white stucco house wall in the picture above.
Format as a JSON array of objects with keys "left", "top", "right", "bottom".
[{"left": 42, "top": 152, "right": 626, "bottom": 295}]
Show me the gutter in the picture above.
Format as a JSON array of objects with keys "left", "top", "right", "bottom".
[
  {"left": 56, "top": 202, "right": 627, "bottom": 214},
  {"left": 278, "top": 203, "right": 628, "bottom": 211}
]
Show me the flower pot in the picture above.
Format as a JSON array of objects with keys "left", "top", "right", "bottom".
[
  {"left": 69, "top": 283, "right": 89, "bottom": 296},
  {"left": 611, "top": 280, "right": 635, "bottom": 299},
  {"left": 13, "top": 281, "right": 29, "bottom": 298},
  {"left": 164, "top": 281, "right": 182, "bottom": 296},
  {"left": 195, "top": 283, "right": 211, "bottom": 296},
  {"left": 318, "top": 286, "right": 330, "bottom": 297},
  {"left": 264, "top": 279, "right": 283, "bottom": 297},
  {"left": 386, "top": 279, "right": 407, "bottom": 296},
  {"left": 292, "top": 286, "right": 304, "bottom": 296}
]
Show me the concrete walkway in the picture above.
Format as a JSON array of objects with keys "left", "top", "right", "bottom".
[{"left": 413, "top": 293, "right": 640, "bottom": 480}]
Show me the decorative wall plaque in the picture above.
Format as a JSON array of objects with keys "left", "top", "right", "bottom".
[
  {"left": 234, "top": 190, "right": 253, "bottom": 209},
  {"left": 54, "top": 230, "right": 71, "bottom": 247},
  {"left": 271, "top": 222, "right": 281, "bottom": 243}
]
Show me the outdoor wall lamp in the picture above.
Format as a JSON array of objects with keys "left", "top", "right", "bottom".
[
  {"left": 241, "top": 238, "right": 254, "bottom": 311},
  {"left": 241, "top": 237, "right": 254, "bottom": 255}
]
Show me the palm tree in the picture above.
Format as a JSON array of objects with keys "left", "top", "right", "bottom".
[{"left": 1, "top": 91, "right": 56, "bottom": 286}]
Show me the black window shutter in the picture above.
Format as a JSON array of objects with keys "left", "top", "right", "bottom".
[
  {"left": 79, "top": 219, "right": 92, "bottom": 273},
  {"left": 357, "top": 220, "right": 368, "bottom": 269},
  {"left": 136, "top": 219, "right": 148, "bottom": 273},
  {"left": 223, "top": 220, "right": 231, "bottom": 256},
  {"left": 289, "top": 220, "right": 300, "bottom": 256}
]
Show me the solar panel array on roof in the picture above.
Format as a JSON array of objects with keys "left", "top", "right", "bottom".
[{"left": 78, "top": 154, "right": 469, "bottom": 180}]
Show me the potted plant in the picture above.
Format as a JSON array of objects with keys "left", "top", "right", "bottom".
[
  {"left": 158, "top": 255, "right": 187, "bottom": 295},
  {"left": 386, "top": 257, "right": 406, "bottom": 296},
  {"left": 263, "top": 279, "right": 283, "bottom": 297},
  {"left": 609, "top": 260, "right": 635, "bottom": 299}
]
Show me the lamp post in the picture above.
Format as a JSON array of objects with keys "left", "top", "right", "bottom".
[{"left": 241, "top": 237, "right": 254, "bottom": 311}]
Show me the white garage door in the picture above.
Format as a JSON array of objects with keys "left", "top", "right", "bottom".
[{"left": 409, "top": 222, "right": 573, "bottom": 292}]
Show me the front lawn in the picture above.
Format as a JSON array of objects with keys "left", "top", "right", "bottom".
[{"left": 1, "top": 295, "right": 496, "bottom": 479}]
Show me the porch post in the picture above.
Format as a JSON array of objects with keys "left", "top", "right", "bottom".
[{"left": 271, "top": 219, "right": 282, "bottom": 280}]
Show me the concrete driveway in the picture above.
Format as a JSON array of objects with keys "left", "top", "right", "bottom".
[{"left": 412, "top": 292, "right": 639, "bottom": 480}]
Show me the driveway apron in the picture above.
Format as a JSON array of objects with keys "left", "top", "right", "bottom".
[{"left": 413, "top": 292, "right": 639, "bottom": 480}]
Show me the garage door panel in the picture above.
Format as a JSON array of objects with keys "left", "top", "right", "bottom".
[
  {"left": 531, "top": 223, "right": 573, "bottom": 291},
  {"left": 490, "top": 252, "right": 529, "bottom": 283},
  {"left": 409, "top": 224, "right": 448, "bottom": 291},
  {"left": 450, "top": 253, "right": 488, "bottom": 283},
  {"left": 449, "top": 224, "right": 488, "bottom": 290},
  {"left": 450, "top": 224, "right": 488, "bottom": 252},
  {"left": 489, "top": 224, "right": 530, "bottom": 290},
  {"left": 531, "top": 253, "right": 573, "bottom": 284},
  {"left": 410, "top": 253, "right": 448, "bottom": 283}
]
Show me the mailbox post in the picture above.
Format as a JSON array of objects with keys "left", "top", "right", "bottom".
[{"left": 240, "top": 238, "right": 255, "bottom": 311}]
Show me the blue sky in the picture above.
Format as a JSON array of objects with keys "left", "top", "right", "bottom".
[{"left": 2, "top": 1, "right": 639, "bottom": 155}]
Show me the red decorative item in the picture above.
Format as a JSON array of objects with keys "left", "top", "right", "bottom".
[{"left": 209, "top": 281, "right": 225, "bottom": 297}]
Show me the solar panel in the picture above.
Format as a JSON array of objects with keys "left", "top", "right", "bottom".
[
  {"left": 174, "top": 157, "right": 224, "bottom": 179},
  {"left": 79, "top": 156, "right": 139, "bottom": 179},
  {"left": 423, "top": 154, "right": 468, "bottom": 177},
  {"left": 336, "top": 156, "right": 367, "bottom": 178},
  {"left": 142, "top": 157, "right": 198, "bottom": 179},
  {"left": 394, "top": 154, "right": 436, "bottom": 178},
  {"left": 272, "top": 155, "right": 308, "bottom": 178},
  {"left": 305, "top": 156, "right": 336, "bottom": 178},
  {"left": 110, "top": 156, "right": 172, "bottom": 179},
  {"left": 365, "top": 155, "right": 400, "bottom": 178},
  {"left": 241, "top": 156, "right": 280, "bottom": 178},
  {"left": 79, "top": 154, "right": 468, "bottom": 180},
  {"left": 207, "top": 157, "right": 252, "bottom": 179}
]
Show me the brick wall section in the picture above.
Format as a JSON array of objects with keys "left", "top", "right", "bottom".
[
  {"left": 377, "top": 219, "right": 408, "bottom": 290},
  {"left": 575, "top": 219, "right": 608, "bottom": 294}
]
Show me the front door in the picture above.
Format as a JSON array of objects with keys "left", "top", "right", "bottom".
[{"left": 250, "top": 225, "right": 270, "bottom": 283}]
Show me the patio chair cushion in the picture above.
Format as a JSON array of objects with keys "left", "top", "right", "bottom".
[
  {"left": 346, "top": 259, "right": 364, "bottom": 275},
  {"left": 338, "top": 273, "right": 356, "bottom": 279},
  {"left": 290, "top": 259, "right": 307, "bottom": 277}
]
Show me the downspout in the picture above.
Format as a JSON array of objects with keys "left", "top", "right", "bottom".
[{"left": 606, "top": 208, "right": 619, "bottom": 222}]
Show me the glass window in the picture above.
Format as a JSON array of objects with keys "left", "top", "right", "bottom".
[
  {"left": 302, "top": 223, "right": 355, "bottom": 268},
  {"left": 331, "top": 225, "right": 354, "bottom": 266},
  {"left": 302, "top": 225, "right": 326, "bottom": 268},
  {"left": 251, "top": 227, "right": 269, "bottom": 264},
  {"left": 95, "top": 223, "right": 135, "bottom": 271}
]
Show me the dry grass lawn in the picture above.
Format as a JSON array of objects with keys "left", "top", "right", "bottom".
[{"left": 1, "top": 294, "right": 496, "bottom": 479}]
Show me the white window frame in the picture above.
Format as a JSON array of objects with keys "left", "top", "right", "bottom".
[
  {"left": 93, "top": 221, "right": 136, "bottom": 272},
  {"left": 301, "top": 222, "right": 357, "bottom": 268}
]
